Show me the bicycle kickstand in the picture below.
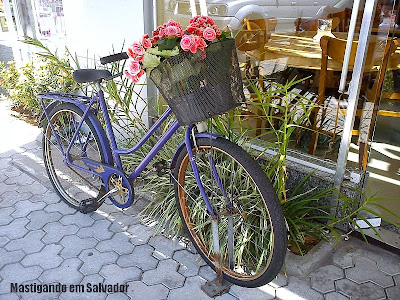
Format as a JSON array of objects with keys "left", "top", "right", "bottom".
[{"left": 201, "top": 218, "right": 232, "bottom": 297}]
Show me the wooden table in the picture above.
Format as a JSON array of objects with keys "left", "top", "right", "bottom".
[{"left": 246, "top": 31, "right": 400, "bottom": 72}]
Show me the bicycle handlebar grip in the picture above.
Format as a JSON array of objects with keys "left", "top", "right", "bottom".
[{"left": 100, "top": 52, "right": 129, "bottom": 65}]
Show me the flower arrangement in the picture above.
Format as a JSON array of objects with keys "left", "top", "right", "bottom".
[{"left": 125, "top": 16, "right": 231, "bottom": 83}]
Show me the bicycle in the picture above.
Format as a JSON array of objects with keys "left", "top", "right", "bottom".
[{"left": 38, "top": 46, "right": 287, "bottom": 288}]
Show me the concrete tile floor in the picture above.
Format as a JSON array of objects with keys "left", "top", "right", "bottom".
[{"left": 0, "top": 100, "right": 399, "bottom": 299}]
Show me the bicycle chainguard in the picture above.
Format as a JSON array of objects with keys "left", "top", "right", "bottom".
[{"left": 79, "top": 198, "right": 102, "bottom": 214}]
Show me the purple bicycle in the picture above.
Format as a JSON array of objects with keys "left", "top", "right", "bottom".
[{"left": 38, "top": 49, "right": 286, "bottom": 288}]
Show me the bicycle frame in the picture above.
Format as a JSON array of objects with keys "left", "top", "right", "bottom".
[{"left": 39, "top": 88, "right": 219, "bottom": 217}]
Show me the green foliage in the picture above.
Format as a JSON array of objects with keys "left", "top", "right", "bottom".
[{"left": 0, "top": 57, "right": 77, "bottom": 114}]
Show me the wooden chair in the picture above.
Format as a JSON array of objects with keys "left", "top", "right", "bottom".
[
  {"left": 295, "top": 17, "right": 340, "bottom": 32},
  {"left": 235, "top": 18, "right": 278, "bottom": 136},
  {"left": 309, "top": 35, "right": 398, "bottom": 170},
  {"left": 328, "top": 8, "right": 351, "bottom": 32}
]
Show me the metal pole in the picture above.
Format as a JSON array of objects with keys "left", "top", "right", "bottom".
[
  {"left": 338, "top": 0, "right": 362, "bottom": 93},
  {"left": 333, "top": 0, "right": 377, "bottom": 191},
  {"left": 143, "top": 0, "right": 158, "bottom": 127}
]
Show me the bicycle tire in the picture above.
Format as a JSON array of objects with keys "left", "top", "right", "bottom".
[
  {"left": 42, "top": 103, "right": 107, "bottom": 209},
  {"left": 174, "top": 137, "right": 287, "bottom": 287}
]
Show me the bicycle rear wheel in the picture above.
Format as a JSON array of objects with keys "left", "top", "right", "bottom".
[
  {"left": 42, "top": 103, "right": 106, "bottom": 209},
  {"left": 174, "top": 137, "right": 287, "bottom": 287}
]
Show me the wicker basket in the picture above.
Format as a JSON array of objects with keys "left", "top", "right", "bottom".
[{"left": 149, "top": 39, "right": 245, "bottom": 126}]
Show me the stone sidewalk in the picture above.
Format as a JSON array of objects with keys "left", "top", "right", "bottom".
[{"left": 0, "top": 99, "right": 399, "bottom": 300}]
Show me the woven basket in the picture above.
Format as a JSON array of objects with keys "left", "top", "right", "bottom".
[{"left": 149, "top": 39, "right": 245, "bottom": 126}]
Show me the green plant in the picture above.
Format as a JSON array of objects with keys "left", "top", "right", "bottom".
[{"left": 0, "top": 57, "right": 78, "bottom": 114}]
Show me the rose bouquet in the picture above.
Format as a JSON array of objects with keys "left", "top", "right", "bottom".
[{"left": 124, "top": 16, "right": 231, "bottom": 83}]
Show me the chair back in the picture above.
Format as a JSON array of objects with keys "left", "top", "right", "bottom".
[{"left": 235, "top": 18, "right": 277, "bottom": 51}]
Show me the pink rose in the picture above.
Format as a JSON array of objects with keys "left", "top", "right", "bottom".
[
  {"left": 212, "top": 25, "right": 221, "bottom": 37},
  {"left": 206, "top": 17, "right": 214, "bottom": 26},
  {"left": 203, "top": 27, "right": 216, "bottom": 41},
  {"left": 125, "top": 71, "right": 139, "bottom": 83},
  {"left": 166, "top": 19, "right": 179, "bottom": 27},
  {"left": 142, "top": 34, "right": 152, "bottom": 49},
  {"left": 158, "top": 28, "right": 165, "bottom": 38},
  {"left": 180, "top": 34, "right": 195, "bottom": 52},
  {"left": 164, "top": 25, "right": 180, "bottom": 37},
  {"left": 195, "top": 36, "right": 207, "bottom": 51},
  {"left": 127, "top": 42, "right": 145, "bottom": 59},
  {"left": 187, "top": 25, "right": 197, "bottom": 34},
  {"left": 128, "top": 60, "right": 141, "bottom": 75}
]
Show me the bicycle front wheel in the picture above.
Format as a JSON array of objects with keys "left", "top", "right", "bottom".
[
  {"left": 174, "top": 137, "right": 287, "bottom": 287},
  {"left": 42, "top": 103, "right": 106, "bottom": 209}
]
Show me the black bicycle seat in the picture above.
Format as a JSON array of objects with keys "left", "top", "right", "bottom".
[{"left": 73, "top": 69, "right": 112, "bottom": 83}]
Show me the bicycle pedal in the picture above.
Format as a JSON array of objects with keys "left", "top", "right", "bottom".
[{"left": 79, "top": 198, "right": 100, "bottom": 214}]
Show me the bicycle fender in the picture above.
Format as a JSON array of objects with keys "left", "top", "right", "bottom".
[
  {"left": 169, "top": 132, "right": 222, "bottom": 174},
  {"left": 40, "top": 99, "right": 114, "bottom": 166},
  {"left": 38, "top": 100, "right": 59, "bottom": 128}
]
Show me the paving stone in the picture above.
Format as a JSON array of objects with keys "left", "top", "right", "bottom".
[
  {"left": 394, "top": 274, "right": 400, "bottom": 285},
  {"left": 11, "top": 200, "right": 46, "bottom": 218},
  {"left": 60, "top": 212, "right": 95, "bottom": 228},
  {"left": 167, "top": 276, "right": 210, "bottom": 300},
  {"left": 173, "top": 249, "right": 203, "bottom": 277},
  {"left": 27, "top": 211, "right": 62, "bottom": 230},
  {"left": 105, "top": 292, "right": 129, "bottom": 300},
  {"left": 126, "top": 281, "right": 169, "bottom": 300},
  {"left": 0, "top": 191, "right": 33, "bottom": 207},
  {"left": 0, "top": 294, "right": 19, "bottom": 300},
  {"left": 17, "top": 182, "right": 48, "bottom": 195},
  {"left": 44, "top": 202, "right": 77, "bottom": 215},
  {"left": 275, "top": 277, "right": 323, "bottom": 300},
  {"left": 43, "top": 222, "right": 79, "bottom": 244},
  {"left": 0, "top": 218, "right": 29, "bottom": 239},
  {"left": 5, "top": 230, "right": 45, "bottom": 254},
  {"left": 77, "top": 220, "right": 113, "bottom": 240},
  {"left": 0, "top": 207, "right": 14, "bottom": 226},
  {"left": 96, "top": 232, "right": 135, "bottom": 255},
  {"left": 386, "top": 283, "right": 400, "bottom": 300},
  {"left": 4, "top": 172, "right": 35, "bottom": 185},
  {"left": 268, "top": 271, "right": 288, "bottom": 288},
  {"left": 345, "top": 257, "right": 394, "bottom": 288},
  {"left": 336, "top": 279, "right": 386, "bottom": 300},
  {"left": 0, "top": 157, "right": 12, "bottom": 170},
  {"left": 0, "top": 236, "right": 9, "bottom": 248},
  {"left": 127, "top": 223, "right": 155, "bottom": 246},
  {"left": 39, "top": 258, "right": 83, "bottom": 285},
  {"left": 324, "top": 292, "right": 349, "bottom": 300},
  {"left": 18, "top": 280, "right": 60, "bottom": 300},
  {"left": 3, "top": 167, "right": 22, "bottom": 178},
  {"left": 149, "top": 235, "right": 185, "bottom": 260},
  {"left": 79, "top": 273, "right": 107, "bottom": 299},
  {"left": 60, "top": 235, "right": 98, "bottom": 259},
  {"left": 21, "top": 244, "right": 63, "bottom": 269},
  {"left": 79, "top": 249, "right": 118, "bottom": 275},
  {"left": 0, "top": 248, "right": 25, "bottom": 269},
  {"left": 0, "top": 182, "right": 18, "bottom": 195},
  {"left": 142, "top": 259, "right": 185, "bottom": 289},
  {"left": 0, "top": 263, "right": 43, "bottom": 292},
  {"left": 361, "top": 248, "right": 400, "bottom": 276},
  {"left": 332, "top": 240, "right": 359, "bottom": 269},
  {"left": 30, "top": 191, "right": 61, "bottom": 204},
  {"left": 100, "top": 264, "right": 141, "bottom": 285},
  {"left": 117, "top": 244, "right": 158, "bottom": 271},
  {"left": 309, "top": 265, "right": 344, "bottom": 293},
  {"left": 108, "top": 211, "right": 140, "bottom": 233},
  {"left": 216, "top": 293, "right": 238, "bottom": 300},
  {"left": 230, "top": 283, "right": 276, "bottom": 300},
  {"left": 199, "top": 265, "right": 216, "bottom": 281}
]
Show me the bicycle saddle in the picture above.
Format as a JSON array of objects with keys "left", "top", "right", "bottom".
[{"left": 73, "top": 69, "right": 112, "bottom": 83}]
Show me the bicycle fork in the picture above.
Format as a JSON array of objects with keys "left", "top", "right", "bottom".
[{"left": 184, "top": 127, "right": 234, "bottom": 284}]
